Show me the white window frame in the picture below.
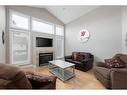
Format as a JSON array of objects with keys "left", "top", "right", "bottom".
[
  {"left": 9, "top": 10, "right": 30, "bottom": 31},
  {"left": 32, "top": 17, "right": 54, "bottom": 34}
]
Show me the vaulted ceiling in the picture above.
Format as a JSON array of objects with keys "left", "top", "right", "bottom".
[{"left": 33, "top": 6, "right": 99, "bottom": 24}]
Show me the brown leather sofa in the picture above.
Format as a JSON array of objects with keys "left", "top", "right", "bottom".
[
  {"left": 94, "top": 54, "right": 127, "bottom": 89},
  {"left": 65, "top": 52, "right": 94, "bottom": 72},
  {"left": 0, "top": 63, "right": 56, "bottom": 89}
]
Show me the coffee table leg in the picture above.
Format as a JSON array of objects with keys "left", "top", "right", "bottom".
[
  {"left": 48, "top": 63, "right": 51, "bottom": 70},
  {"left": 73, "top": 65, "right": 75, "bottom": 75},
  {"left": 62, "top": 69, "right": 65, "bottom": 81}
]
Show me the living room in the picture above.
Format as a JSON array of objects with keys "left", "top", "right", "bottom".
[{"left": 0, "top": 3, "right": 127, "bottom": 92}]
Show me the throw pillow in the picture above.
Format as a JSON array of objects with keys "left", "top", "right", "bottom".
[
  {"left": 72, "top": 52, "right": 79, "bottom": 61},
  {"left": 77, "top": 53, "right": 85, "bottom": 62},
  {"left": 104, "top": 57, "right": 126, "bottom": 69}
]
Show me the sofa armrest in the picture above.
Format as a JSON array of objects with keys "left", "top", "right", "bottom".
[
  {"left": 26, "top": 73, "right": 57, "bottom": 89},
  {"left": 65, "top": 55, "right": 72, "bottom": 59},
  {"left": 0, "top": 79, "right": 11, "bottom": 89},
  {"left": 110, "top": 68, "right": 127, "bottom": 89},
  {"left": 95, "top": 62, "right": 107, "bottom": 67}
]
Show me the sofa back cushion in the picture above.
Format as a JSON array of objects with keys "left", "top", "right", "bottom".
[
  {"left": 0, "top": 64, "right": 32, "bottom": 89},
  {"left": 113, "top": 54, "right": 127, "bottom": 64},
  {"left": 72, "top": 52, "right": 91, "bottom": 62},
  {"left": 77, "top": 52, "right": 85, "bottom": 62},
  {"left": 119, "top": 55, "right": 127, "bottom": 64},
  {"left": 82, "top": 52, "right": 91, "bottom": 59},
  {"left": 0, "top": 64, "right": 22, "bottom": 80},
  {"left": 104, "top": 57, "right": 126, "bottom": 69}
]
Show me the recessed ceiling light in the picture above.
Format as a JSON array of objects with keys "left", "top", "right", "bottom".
[{"left": 62, "top": 8, "right": 66, "bottom": 10}]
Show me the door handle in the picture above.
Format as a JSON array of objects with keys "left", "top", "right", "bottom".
[{"left": 2, "top": 30, "right": 4, "bottom": 45}]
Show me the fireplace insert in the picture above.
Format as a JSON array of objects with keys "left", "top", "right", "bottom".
[{"left": 39, "top": 53, "right": 53, "bottom": 66}]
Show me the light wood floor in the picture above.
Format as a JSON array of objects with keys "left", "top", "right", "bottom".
[{"left": 23, "top": 66, "right": 105, "bottom": 89}]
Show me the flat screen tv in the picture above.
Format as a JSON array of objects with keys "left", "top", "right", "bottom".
[{"left": 36, "top": 37, "right": 53, "bottom": 47}]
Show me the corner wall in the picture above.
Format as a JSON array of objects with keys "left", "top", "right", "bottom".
[{"left": 65, "top": 6, "right": 122, "bottom": 62}]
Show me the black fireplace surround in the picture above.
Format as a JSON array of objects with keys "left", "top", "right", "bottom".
[{"left": 39, "top": 52, "right": 53, "bottom": 66}]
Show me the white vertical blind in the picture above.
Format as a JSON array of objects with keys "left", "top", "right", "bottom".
[{"left": 11, "top": 31, "right": 30, "bottom": 65}]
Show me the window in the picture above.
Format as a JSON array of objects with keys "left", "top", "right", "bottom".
[
  {"left": 56, "top": 25, "right": 64, "bottom": 36},
  {"left": 9, "top": 10, "right": 65, "bottom": 65},
  {"left": 55, "top": 25, "right": 64, "bottom": 59},
  {"left": 11, "top": 31, "right": 30, "bottom": 65},
  {"left": 10, "top": 11, "right": 29, "bottom": 30},
  {"left": 32, "top": 18, "right": 54, "bottom": 34},
  {"left": 9, "top": 11, "right": 30, "bottom": 65},
  {"left": 55, "top": 36, "right": 64, "bottom": 59}
]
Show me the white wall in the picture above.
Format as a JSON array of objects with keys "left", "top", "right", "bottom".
[
  {"left": 65, "top": 6, "right": 122, "bottom": 62},
  {"left": 122, "top": 7, "right": 127, "bottom": 54},
  {"left": 0, "top": 6, "right": 6, "bottom": 63}
]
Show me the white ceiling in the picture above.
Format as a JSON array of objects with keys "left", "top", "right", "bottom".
[{"left": 44, "top": 6, "right": 99, "bottom": 24}]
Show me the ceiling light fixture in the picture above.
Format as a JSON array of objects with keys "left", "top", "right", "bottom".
[{"left": 62, "top": 8, "right": 66, "bottom": 10}]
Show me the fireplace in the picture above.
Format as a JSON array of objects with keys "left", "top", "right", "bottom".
[{"left": 39, "top": 52, "right": 53, "bottom": 66}]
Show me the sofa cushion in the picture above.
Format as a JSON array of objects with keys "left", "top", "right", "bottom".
[
  {"left": 0, "top": 64, "right": 32, "bottom": 89},
  {"left": 77, "top": 53, "right": 85, "bottom": 62},
  {"left": 66, "top": 59, "right": 82, "bottom": 64},
  {"left": 94, "top": 66, "right": 111, "bottom": 79},
  {"left": 72, "top": 60, "right": 82, "bottom": 64},
  {"left": 119, "top": 55, "right": 127, "bottom": 64},
  {"left": 83, "top": 53, "right": 91, "bottom": 59},
  {"left": 94, "top": 69, "right": 111, "bottom": 88},
  {"left": 104, "top": 57, "right": 126, "bottom": 69},
  {"left": 113, "top": 54, "right": 127, "bottom": 64}
]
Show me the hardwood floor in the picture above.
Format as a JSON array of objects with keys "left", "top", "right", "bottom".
[{"left": 23, "top": 66, "right": 105, "bottom": 89}]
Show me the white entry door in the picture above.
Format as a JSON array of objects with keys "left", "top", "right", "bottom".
[{"left": 0, "top": 6, "right": 6, "bottom": 63}]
